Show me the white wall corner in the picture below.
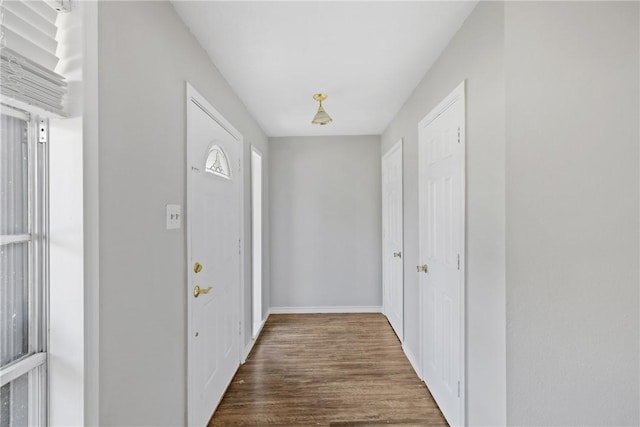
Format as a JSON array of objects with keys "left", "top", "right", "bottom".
[{"left": 81, "top": 1, "right": 100, "bottom": 425}]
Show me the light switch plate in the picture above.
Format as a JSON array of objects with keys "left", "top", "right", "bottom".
[{"left": 166, "top": 204, "right": 181, "bottom": 230}]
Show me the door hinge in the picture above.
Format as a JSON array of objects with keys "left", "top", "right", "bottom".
[
  {"left": 51, "top": 0, "right": 72, "bottom": 13},
  {"left": 457, "top": 126, "right": 461, "bottom": 144},
  {"left": 38, "top": 119, "right": 48, "bottom": 144},
  {"left": 457, "top": 254, "right": 460, "bottom": 270},
  {"left": 238, "top": 238, "right": 241, "bottom": 255},
  {"left": 457, "top": 381, "right": 461, "bottom": 397}
]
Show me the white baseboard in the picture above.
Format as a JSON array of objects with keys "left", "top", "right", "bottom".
[
  {"left": 241, "top": 309, "right": 271, "bottom": 363},
  {"left": 269, "top": 306, "right": 383, "bottom": 314},
  {"left": 402, "top": 343, "right": 422, "bottom": 379}
]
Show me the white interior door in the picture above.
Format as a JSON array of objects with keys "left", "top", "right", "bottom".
[
  {"left": 382, "top": 140, "right": 404, "bottom": 341},
  {"left": 187, "top": 86, "right": 242, "bottom": 426},
  {"left": 251, "top": 147, "right": 263, "bottom": 337},
  {"left": 418, "top": 82, "right": 466, "bottom": 426}
]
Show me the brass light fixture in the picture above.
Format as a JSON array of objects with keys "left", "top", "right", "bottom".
[{"left": 311, "top": 93, "right": 332, "bottom": 125}]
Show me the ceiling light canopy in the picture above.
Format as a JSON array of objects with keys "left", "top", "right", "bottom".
[{"left": 311, "top": 93, "right": 332, "bottom": 126}]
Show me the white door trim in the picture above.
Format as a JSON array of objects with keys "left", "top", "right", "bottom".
[
  {"left": 418, "top": 80, "right": 466, "bottom": 426},
  {"left": 250, "top": 145, "right": 263, "bottom": 339},
  {"left": 382, "top": 138, "right": 404, "bottom": 341},
  {"left": 185, "top": 82, "right": 245, "bottom": 425}
]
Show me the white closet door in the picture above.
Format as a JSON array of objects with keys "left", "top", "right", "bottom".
[
  {"left": 382, "top": 139, "right": 404, "bottom": 341},
  {"left": 418, "top": 82, "right": 466, "bottom": 427}
]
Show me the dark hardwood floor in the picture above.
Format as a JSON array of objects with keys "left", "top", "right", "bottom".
[{"left": 208, "top": 313, "right": 448, "bottom": 426}]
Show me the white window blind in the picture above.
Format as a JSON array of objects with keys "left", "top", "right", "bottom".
[{"left": 0, "top": 0, "right": 66, "bottom": 115}]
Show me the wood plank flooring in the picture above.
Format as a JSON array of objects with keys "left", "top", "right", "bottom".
[{"left": 208, "top": 313, "right": 448, "bottom": 426}]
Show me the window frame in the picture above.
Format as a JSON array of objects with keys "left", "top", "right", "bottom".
[
  {"left": 0, "top": 102, "right": 49, "bottom": 427},
  {"left": 205, "top": 144, "right": 232, "bottom": 179}
]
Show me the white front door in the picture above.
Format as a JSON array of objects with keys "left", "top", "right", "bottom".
[
  {"left": 382, "top": 139, "right": 404, "bottom": 341},
  {"left": 187, "top": 86, "right": 242, "bottom": 426},
  {"left": 418, "top": 82, "right": 466, "bottom": 426}
]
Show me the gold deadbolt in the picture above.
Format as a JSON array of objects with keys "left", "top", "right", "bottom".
[
  {"left": 193, "top": 262, "right": 203, "bottom": 274},
  {"left": 193, "top": 285, "right": 212, "bottom": 298}
]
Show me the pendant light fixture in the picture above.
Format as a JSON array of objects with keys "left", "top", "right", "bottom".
[{"left": 311, "top": 93, "right": 332, "bottom": 125}]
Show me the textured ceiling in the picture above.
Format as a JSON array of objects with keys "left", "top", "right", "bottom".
[{"left": 172, "top": 1, "right": 477, "bottom": 137}]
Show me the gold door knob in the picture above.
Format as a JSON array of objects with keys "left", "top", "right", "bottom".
[
  {"left": 393, "top": 252, "right": 402, "bottom": 258},
  {"left": 193, "top": 262, "right": 203, "bottom": 274},
  {"left": 193, "top": 285, "right": 212, "bottom": 298},
  {"left": 416, "top": 264, "right": 428, "bottom": 273}
]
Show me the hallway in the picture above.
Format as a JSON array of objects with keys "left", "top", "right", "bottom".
[{"left": 208, "top": 314, "right": 447, "bottom": 426}]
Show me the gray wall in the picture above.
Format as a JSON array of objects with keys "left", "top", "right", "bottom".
[
  {"left": 97, "top": 2, "right": 269, "bottom": 425},
  {"left": 505, "top": 2, "right": 639, "bottom": 425},
  {"left": 269, "top": 136, "right": 382, "bottom": 309},
  {"left": 381, "top": 3, "right": 506, "bottom": 425}
]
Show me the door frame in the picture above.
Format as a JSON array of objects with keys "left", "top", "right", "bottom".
[
  {"left": 185, "top": 82, "right": 245, "bottom": 425},
  {"left": 381, "top": 138, "right": 404, "bottom": 341},
  {"left": 250, "top": 145, "right": 264, "bottom": 338},
  {"left": 417, "top": 81, "right": 466, "bottom": 426}
]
